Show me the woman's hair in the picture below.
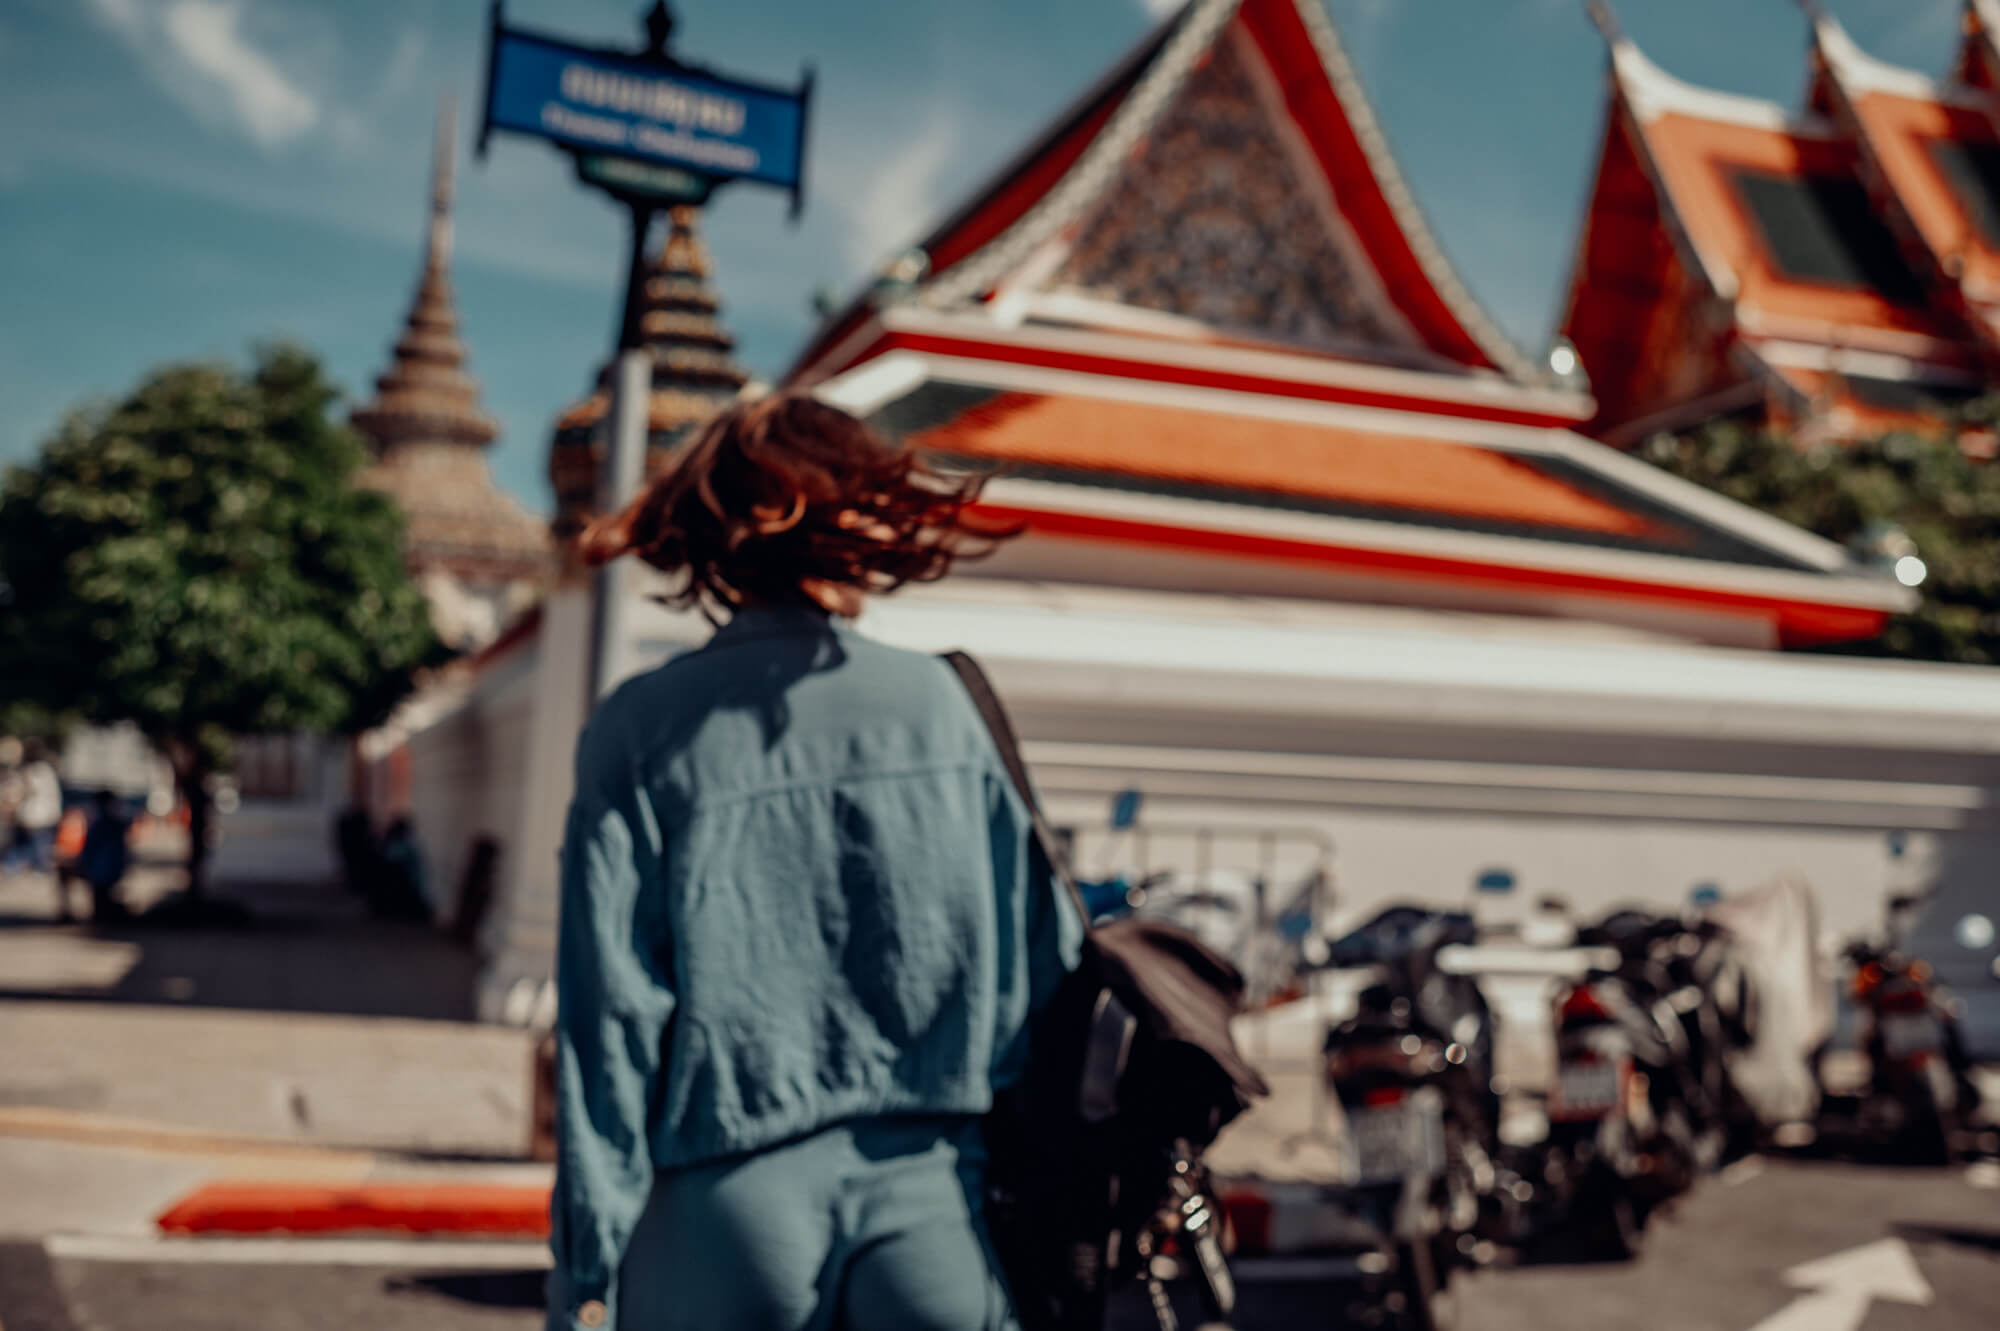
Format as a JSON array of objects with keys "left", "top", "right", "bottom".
[{"left": 578, "top": 393, "right": 1020, "bottom": 617}]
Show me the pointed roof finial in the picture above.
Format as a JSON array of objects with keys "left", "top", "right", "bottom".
[
  {"left": 429, "top": 95, "right": 457, "bottom": 272},
  {"left": 1584, "top": 0, "right": 1627, "bottom": 46},
  {"left": 643, "top": 1, "right": 676, "bottom": 59},
  {"left": 352, "top": 90, "right": 498, "bottom": 454}
]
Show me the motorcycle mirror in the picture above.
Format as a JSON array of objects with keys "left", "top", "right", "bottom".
[{"left": 1956, "top": 913, "right": 1995, "bottom": 951}]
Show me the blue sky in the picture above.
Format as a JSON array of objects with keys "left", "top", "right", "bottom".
[{"left": 0, "top": 0, "right": 1962, "bottom": 513}]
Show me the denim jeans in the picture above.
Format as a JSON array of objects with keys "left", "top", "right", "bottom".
[{"left": 616, "top": 1115, "right": 1016, "bottom": 1331}]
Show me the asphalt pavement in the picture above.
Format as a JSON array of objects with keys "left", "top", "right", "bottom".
[{"left": 1, "top": 1155, "right": 1992, "bottom": 1331}]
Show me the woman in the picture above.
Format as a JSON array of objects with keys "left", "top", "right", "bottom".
[{"left": 548, "top": 393, "right": 1081, "bottom": 1331}]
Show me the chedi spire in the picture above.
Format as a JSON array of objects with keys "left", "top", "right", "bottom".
[
  {"left": 352, "top": 96, "right": 550, "bottom": 649},
  {"left": 352, "top": 99, "right": 497, "bottom": 450},
  {"left": 549, "top": 205, "right": 753, "bottom": 545}
]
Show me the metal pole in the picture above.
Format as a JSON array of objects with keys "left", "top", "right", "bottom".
[{"left": 589, "top": 203, "right": 658, "bottom": 702}]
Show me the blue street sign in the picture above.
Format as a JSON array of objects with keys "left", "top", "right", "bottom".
[
  {"left": 481, "top": 20, "right": 810, "bottom": 199},
  {"left": 1474, "top": 868, "right": 1516, "bottom": 895},
  {"left": 1690, "top": 883, "right": 1722, "bottom": 908},
  {"left": 1110, "top": 788, "right": 1144, "bottom": 831}
]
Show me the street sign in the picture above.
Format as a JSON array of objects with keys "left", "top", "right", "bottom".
[
  {"left": 1110, "top": 788, "right": 1144, "bottom": 831},
  {"left": 479, "top": 5, "right": 813, "bottom": 215},
  {"left": 576, "top": 153, "right": 714, "bottom": 205},
  {"left": 1474, "top": 868, "right": 1516, "bottom": 895}
]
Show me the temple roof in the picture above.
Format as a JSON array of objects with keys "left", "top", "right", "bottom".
[
  {"left": 1560, "top": 3, "right": 1993, "bottom": 442},
  {"left": 548, "top": 206, "right": 751, "bottom": 543},
  {"left": 788, "top": 0, "right": 1549, "bottom": 394},
  {"left": 813, "top": 345, "right": 1910, "bottom": 647},
  {"left": 1807, "top": 9, "right": 2000, "bottom": 344},
  {"left": 352, "top": 99, "right": 550, "bottom": 587}
]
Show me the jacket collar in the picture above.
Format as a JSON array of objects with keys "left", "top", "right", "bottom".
[{"left": 710, "top": 603, "right": 853, "bottom": 645}]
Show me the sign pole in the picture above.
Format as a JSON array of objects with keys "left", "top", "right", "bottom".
[
  {"left": 479, "top": 0, "right": 812, "bottom": 699},
  {"left": 590, "top": 203, "right": 660, "bottom": 701}
]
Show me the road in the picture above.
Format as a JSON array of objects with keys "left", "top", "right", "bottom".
[{"left": 2, "top": 1156, "right": 1993, "bottom": 1331}]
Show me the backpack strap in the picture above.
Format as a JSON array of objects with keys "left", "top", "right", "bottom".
[{"left": 943, "top": 651, "right": 1093, "bottom": 931}]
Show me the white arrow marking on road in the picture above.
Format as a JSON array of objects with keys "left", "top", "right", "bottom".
[{"left": 1745, "top": 1238, "right": 1932, "bottom": 1331}]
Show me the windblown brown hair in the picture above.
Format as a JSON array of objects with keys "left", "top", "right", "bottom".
[{"left": 578, "top": 393, "right": 1021, "bottom": 617}]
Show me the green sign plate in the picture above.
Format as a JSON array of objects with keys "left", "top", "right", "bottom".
[{"left": 577, "top": 153, "right": 716, "bottom": 204}]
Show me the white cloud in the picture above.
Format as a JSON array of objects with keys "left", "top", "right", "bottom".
[
  {"left": 832, "top": 112, "right": 963, "bottom": 272},
  {"left": 83, "top": 0, "right": 320, "bottom": 149}
]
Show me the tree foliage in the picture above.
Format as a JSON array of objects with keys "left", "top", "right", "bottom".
[
  {"left": 0, "top": 344, "right": 444, "bottom": 887},
  {"left": 1641, "top": 414, "right": 2000, "bottom": 664}
]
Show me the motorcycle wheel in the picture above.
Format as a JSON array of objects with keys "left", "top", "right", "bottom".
[
  {"left": 1391, "top": 1235, "right": 1455, "bottom": 1331},
  {"left": 1899, "top": 1066, "right": 1957, "bottom": 1166},
  {"left": 1577, "top": 1187, "right": 1645, "bottom": 1262}
]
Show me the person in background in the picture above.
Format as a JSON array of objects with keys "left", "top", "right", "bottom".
[
  {"left": 334, "top": 806, "right": 382, "bottom": 897},
  {"left": 545, "top": 394, "right": 1079, "bottom": 1331},
  {"left": 78, "top": 791, "right": 132, "bottom": 922},
  {"left": 375, "top": 816, "right": 430, "bottom": 922},
  {"left": 0, "top": 737, "right": 20, "bottom": 869},
  {"left": 52, "top": 804, "right": 89, "bottom": 921},
  {"left": 6, "top": 741, "right": 63, "bottom": 881}
]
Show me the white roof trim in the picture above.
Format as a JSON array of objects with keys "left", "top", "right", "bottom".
[
  {"left": 886, "top": 350, "right": 1568, "bottom": 450},
  {"left": 1612, "top": 39, "right": 1802, "bottom": 131},
  {"left": 920, "top": 0, "right": 1240, "bottom": 308},
  {"left": 1281, "top": 0, "right": 1538, "bottom": 382},
  {"left": 1813, "top": 16, "right": 1952, "bottom": 104},
  {"left": 1014, "top": 290, "right": 1242, "bottom": 342},
  {"left": 1977, "top": 0, "right": 2000, "bottom": 53},
  {"left": 877, "top": 305, "right": 1594, "bottom": 419},
  {"left": 1538, "top": 430, "right": 1850, "bottom": 572},
  {"left": 983, "top": 476, "right": 1913, "bottom": 614},
  {"left": 812, "top": 353, "right": 931, "bottom": 417},
  {"left": 1732, "top": 305, "right": 1969, "bottom": 360},
  {"left": 1747, "top": 338, "right": 1982, "bottom": 385},
  {"left": 816, "top": 347, "right": 1881, "bottom": 582}
]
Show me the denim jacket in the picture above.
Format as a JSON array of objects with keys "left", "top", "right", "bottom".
[{"left": 547, "top": 606, "right": 1082, "bottom": 1330}]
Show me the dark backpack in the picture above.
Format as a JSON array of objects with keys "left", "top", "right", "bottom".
[{"left": 946, "top": 653, "right": 1269, "bottom": 1331}]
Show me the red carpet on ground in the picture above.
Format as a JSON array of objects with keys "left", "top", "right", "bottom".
[{"left": 155, "top": 1182, "right": 553, "bottom": 1237}]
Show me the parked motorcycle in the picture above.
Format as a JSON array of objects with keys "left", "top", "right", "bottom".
[
  {"left": 1322, "top": 910, "right": 1501, "bottom": 1328},
  {"left": 1603, "top": 910, "right": 1760, "bottom": 1168},
  {"left": 1539, "top": 911, "right": 1708, "bottom": 1259},
  {"left": 1842, "top": 939, "right": 1981, "bottom": 1164}
]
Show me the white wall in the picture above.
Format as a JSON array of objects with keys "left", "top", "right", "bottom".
[
  {"left": 401, "top": 648, "right": 538, "bottom": 921},
  {"left": 448, "top": 579, "right": 2000, "bottom": 1022},
  {"left": 210, "top": 740, "right": 346, "bottom": 887}
]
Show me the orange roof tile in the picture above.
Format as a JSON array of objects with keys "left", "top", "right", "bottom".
[
  {"left": 908, "top": 393, "right": 1659, "bottom": 538},
  {"left": 1843, "top": 87, "right": 2000, "bottom": 294},
  {"left": 1642, "top": 114, "right": 1961, "bottom": 343}
]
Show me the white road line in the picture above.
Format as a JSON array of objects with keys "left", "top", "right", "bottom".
[{"left": 44, "top": 1233, "right": 552, "bottom": 1269}]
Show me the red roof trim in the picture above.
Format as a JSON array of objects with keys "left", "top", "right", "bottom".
[
  {"left": 783, "top": 12, "right": 1175, "bottom": 387},
  {"left": 975, "top": 500, "right": 1889, "bottom": 647},
  {"left": 1236, "top": 0, "right": 1498, "bottom": 371},
  {"left": 880, "top": 330, "right": 1577, "bottom": 427}
]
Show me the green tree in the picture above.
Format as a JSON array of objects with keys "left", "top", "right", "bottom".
[
  {"left": 0, "top": 344, "right": 444, "bottom": 895},
  {"left": 1641, "top": 413, "right": 2000, "bottom": 664}
]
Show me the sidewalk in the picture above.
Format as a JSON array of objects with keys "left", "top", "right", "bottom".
[{"left": 1, "top": 857, "right": 545, "bottom": 1243}]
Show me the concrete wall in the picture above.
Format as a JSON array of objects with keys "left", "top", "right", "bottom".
[
  {"left": 210, "top": 740, "right": 346, "bottom": 887},
  {"left": 400, "top": 648, "right": 538, "bottom": 922},
  {"left": 451, "top": 580, "right": 2000, "bottom": 1024}
]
